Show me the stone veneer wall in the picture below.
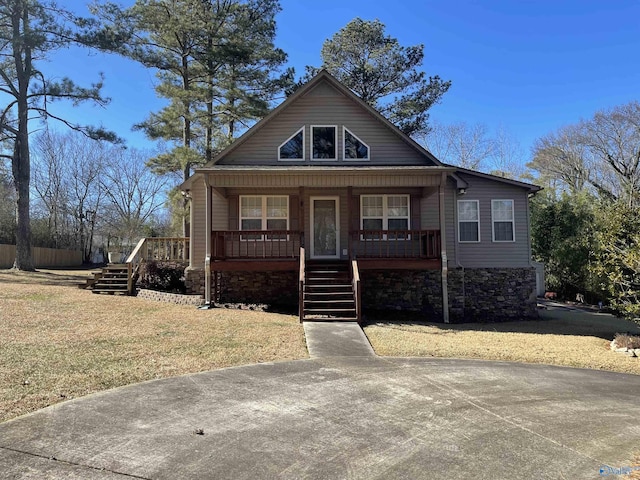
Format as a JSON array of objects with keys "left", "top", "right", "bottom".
[
  {"left": 361, "top": 270, "right": 443, "bottom": 318},
  {"left": 219, "top": 271, "right": 298, "bottom": 306},
  {"left": 184, "top": 267, "right": 205, "bottom": 296},
  {"left": 186, "top": 265, "right": 537, "bottom": 322},
  {"left": 448, "top": 267, "right": 538, "bottom": 322},
  {"left": 361, "top": 267, "right": 537, "bottom": 323}
]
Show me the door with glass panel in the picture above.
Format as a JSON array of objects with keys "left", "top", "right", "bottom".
[{"left": 310, "top": 197, "right": 339, "bottom": 259}]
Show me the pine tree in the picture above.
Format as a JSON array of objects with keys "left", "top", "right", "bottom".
[
  {"left": 0, "top": 0, "right": 114, "bottom": 270},
  {"left": 299, "top": 18, "right": 451, "bottom": 137}
]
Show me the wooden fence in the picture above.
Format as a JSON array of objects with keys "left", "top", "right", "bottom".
[{"left": 0, "top": 245, "right": 83, "bottom": 268}]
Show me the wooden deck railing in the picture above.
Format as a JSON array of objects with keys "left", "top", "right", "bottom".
[
  {"left": 351, "top": 259, "right": 362, "bottom": 324},
  {"left": 349, "top": 230, "right": 440, "bottom": 259},
  {"left": 212, "top": 230, "right": 302, "bottom": 260},
  {"left": 125, "top": 237, "right": 189, "bottom": 293},
  {"left": 299, "top": 246, "right": 305, "bottom": 323}
]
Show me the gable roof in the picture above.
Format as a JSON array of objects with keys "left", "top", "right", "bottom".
[
  {"left": 451, "top": 164, "right": 542, "bottom": 194},
  {"left": 202, "top": 69, "right": 444, "bottom": 168},
  {"left": 181, "top": 70, "right": 540, "bottom": 194}
]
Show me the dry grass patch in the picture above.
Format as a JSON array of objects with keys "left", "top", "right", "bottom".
[
  {"left": 631, "top": 453, "right": 640, "bottom": 480},
  {"left": 364, "top": 306, "right": 640, "bottom": 375},
  {"left": 0, "top": 269, "right": 307, "bottom": 423}
]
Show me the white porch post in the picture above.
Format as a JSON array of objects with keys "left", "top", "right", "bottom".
[
  {"left": 204, "top": 175, "right": 212, "bottom": 306},
  {"left": 439, "top": 172, "right": 450, "bottom": 323}
]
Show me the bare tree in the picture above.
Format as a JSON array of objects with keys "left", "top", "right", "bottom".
[
  {"left": 32, "top": 131, "right": 70, "bottom": 248},
  {"left": 528, "top": 125, "right": 593, "bottom": 193},
  {"left": 489, "top": 126, "right": 526, "bottom": 179},
  {"left": 0, "top": 0, "right": 114, "bottom": 270},
  {"left": 529, "top": 101, "right": 640, "bottom": 204},
  {"left": 420, "top": 121, "right": 494, "bottom": 170},
  {"left": 101, "top": 147, "right": 169, "bottom": 251},
  {"left": 582, "top": 101, "right": 640, "bottom": 206}
]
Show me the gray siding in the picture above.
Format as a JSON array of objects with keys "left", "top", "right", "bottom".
[
  {"left": 212, "top": 189, "right": 228, "bottom": 230},
  {"left": 419, "top": 183, "right": 457, "bottom": 267},
  {"left": 455, "top": 174, "right": 531, "bottom": 268},
  {"left": 219, "top": 80, "right": 434, "bottom": 166},
  {"left": 189, "top": 177, "right": 207, "bottom": 269}
]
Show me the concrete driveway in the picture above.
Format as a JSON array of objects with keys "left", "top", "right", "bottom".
[{"left": 1, "top": 344, "right": 639, "bottom": 479}]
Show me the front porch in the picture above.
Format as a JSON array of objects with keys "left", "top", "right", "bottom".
[
  {"left": 210, "top": 228, "right": 441, "bottom": 267},
  {"left": 181, "top": 166, "right": 456, "bottom": 322},
  {"left": 206, "top": 228, "right": 441, "bottom": 323}
]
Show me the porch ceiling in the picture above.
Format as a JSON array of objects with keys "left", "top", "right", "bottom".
[{"left": 201, "top": 166, "right": 455, "bottom": 189}]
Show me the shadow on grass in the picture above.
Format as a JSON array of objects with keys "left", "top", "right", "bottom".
[
  {"left": 363, "top": 303, "right": 640, "bottom": 342},
  {"left": 0, "top": 268, "right": 94, "bottom": 287}
]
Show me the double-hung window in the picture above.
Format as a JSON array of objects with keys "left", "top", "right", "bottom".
[
  {"left": 492, "top": 199, "right": 515, "bottom": 242},
  {"left": 361, "top": 195, "right": 410, "bottom": 239},
  {"left": 458, "top": 200, "right": 480, "bottom": 242},
  {"left": 240, "top": 196, "right": 289, "bottom": 240}
]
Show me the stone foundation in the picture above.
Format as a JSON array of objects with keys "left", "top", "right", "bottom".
[
  {"left": 186, "top": 265, "right": 537, "bottom": 322},
  {"left": 448, "top": 267, "right": 538, "bottom": 323},
  {"left": 361, "top": 270, "right": 443, "bottom": 318},
  {"left": 361, "top": 267, "right": 537, "bottom": 322},
  {"left": 218, "top": 271, "right": 298, "bottom": 306},
  {"left": 184, "top": 267, "right": 205, "bottom": 296}
]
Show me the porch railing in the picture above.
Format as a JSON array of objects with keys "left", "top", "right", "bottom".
[
  {"left": 349, "top": 229, "right": 440, "bottom": 259},
  {"left": 212, "top": 230, "right": 302, "bottom": 260},
  {"left": 351, "top": 259, "right": 362, "bottom": 323},
  {"left": 298, "top": 246, "right": 305, "bottom": 323},
  {"left": 125, "top": 237, "right": 190, "bottom": 294}
]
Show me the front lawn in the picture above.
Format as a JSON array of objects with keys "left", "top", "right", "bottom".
[
  {"left": 0, "top": 269, "right": 307, "bottom": 423},
  {"left": 364, "top": 305, "right": 640, "bottom": 375}
]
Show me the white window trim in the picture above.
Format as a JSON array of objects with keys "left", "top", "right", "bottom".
[
  {"left": 277, "top": 127, "right": 305, "bottom": 161},
  {"left": 457, "top": 199, "right": 481, "bottom": 243},
  {"left": 343, "top": 126, "right": 370, "bottom": 161},
  {"left": 491, "top": 199, "right": 515, "bottom": 243},
  {"left": 311, "top": 125, "right": 338, "bottom": 161},
  {"left": 239, "top": 195, "right": 289, "bottom": 241},
  {"left": 360, "top": 194, "right": 411, "bottom": 240}
]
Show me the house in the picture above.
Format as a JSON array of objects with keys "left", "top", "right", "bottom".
[{"left": 180, "top": 70, "right": 541, "bottom": 323}]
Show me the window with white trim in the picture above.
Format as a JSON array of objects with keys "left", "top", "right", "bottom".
[
  {"left": 278, "top": 127, "right": 304, "bottom": 160},
  {"left": 458, "top": 200, "right": 480, "bottom": 242},
  {"left": 492, "top": 199, "right": 515, "bottom": 242},
  {"left": 361, "top": 195, "right": 410, "bottom": 239},
  {"left": 312, "top": 125, "right": 337, "bottom": 159},
  {"left": 343, "top": 127, "right": 369, "bottom": 160},
  {"left": 240, "top": 196, "right": 289, "bottom": 240}
]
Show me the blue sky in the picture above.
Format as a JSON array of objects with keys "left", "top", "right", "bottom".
[{"left": 46, "top": 0, "right": 640, "bottom": 164}]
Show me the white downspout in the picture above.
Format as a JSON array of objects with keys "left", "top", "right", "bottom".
[
  {"left": 454, "top": 189, "right": 465, "bottom": 316},
  {"left": 204, "top": 175, "right": 212, "bottom": 307},
  {"left": 439, "top": 172, "right": 450, "bottom": 323}
]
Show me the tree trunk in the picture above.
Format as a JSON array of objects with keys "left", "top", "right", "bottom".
[
  {"left": 181, "top": 50, "right": 191, "bottom": 238},
  {"left": 12, "top": 109, "right": 34, "bottom": 271},
  {"left": 11, "top": 1, "right": 34, "bottom": 271}
]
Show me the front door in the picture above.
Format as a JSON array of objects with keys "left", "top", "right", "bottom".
[{"left": 310, "top": 196, "right": 340, "bottom": 259}]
